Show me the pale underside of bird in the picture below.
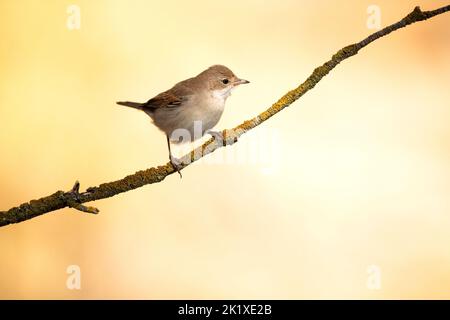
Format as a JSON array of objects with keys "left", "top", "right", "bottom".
[{"left": 117, "top": 64, "right": 249, "bottom": 177}]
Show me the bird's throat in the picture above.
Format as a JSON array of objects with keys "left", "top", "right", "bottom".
[{"left": 212, "top": 87, "right": 233, "bottom": 101}]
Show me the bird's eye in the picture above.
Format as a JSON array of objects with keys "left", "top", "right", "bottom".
[{"left": 222, "top": 79, "right": 229, "bottom": 84}]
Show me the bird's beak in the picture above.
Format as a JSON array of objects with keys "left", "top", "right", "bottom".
[{"left": 234, "top": 78, "right": 250, "bottom": 86}]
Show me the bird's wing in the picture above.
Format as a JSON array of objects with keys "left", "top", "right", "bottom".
[{"left": 142, "top": 81, "right": 195, "bottom": 111}]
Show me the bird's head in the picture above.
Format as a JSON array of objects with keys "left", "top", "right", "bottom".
[{"left": 199, "top": 65, "right": 250, "bottom": 98}]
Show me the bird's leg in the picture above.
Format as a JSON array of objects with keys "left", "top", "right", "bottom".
[{"left": 166, "top": 135, "right": 183, "bottom": 178}]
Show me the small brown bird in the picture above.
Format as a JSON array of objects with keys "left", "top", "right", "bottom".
[{"left": 117, "top": 65, "right": 249, "bottom": 177}]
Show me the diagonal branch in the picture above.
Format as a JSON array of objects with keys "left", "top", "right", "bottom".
[{"left": 1, "top": 5, "right": 449, "bottom": 228}]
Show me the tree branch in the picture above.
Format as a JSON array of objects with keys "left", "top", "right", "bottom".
[{"left": 1, "top": 5, "right": 449, "bottom": 228}]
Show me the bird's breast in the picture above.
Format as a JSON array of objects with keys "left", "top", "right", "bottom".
[
  {"left": 172, "top": 89, "right": 226, "bottom": 138},
  {"left": 194, "top": 92, "right": 226, "bottom": 131},
  {"left": 151, "top": 90, "right": 228, "bottom": 142}
]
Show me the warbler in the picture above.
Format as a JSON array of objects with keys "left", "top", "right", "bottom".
[{"left": 117, "top": 65, "right": 249, "bottom": 177}]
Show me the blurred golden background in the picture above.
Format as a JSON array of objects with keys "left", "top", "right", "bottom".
[{"left": 0, "top": 0, "right": 449, "bottom": 299}]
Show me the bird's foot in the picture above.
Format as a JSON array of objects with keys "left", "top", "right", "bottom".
[
  {"left": 207, "top": 130, "right": 238, "bottom": 146},
  {"left": 169, "top": 155, "right": 183, "bottom": 179},
  {"left": 207, "top": 130, "right": 225, "bottom": 145}
]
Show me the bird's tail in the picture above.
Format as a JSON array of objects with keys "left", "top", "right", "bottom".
[{"left": 116, "top": 101, "right": 144, "bottom": 110}]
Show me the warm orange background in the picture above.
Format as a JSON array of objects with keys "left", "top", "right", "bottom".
[{"left": 0, "top": 0, "right": 449, "bottom": 299}]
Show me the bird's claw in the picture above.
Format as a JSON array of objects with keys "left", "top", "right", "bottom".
[
  {"left": 207, "top": 130, "right": 238, "bottom": 145},
  {"left": 207, "top": 130, "right": 225, "bottom": 145}
]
